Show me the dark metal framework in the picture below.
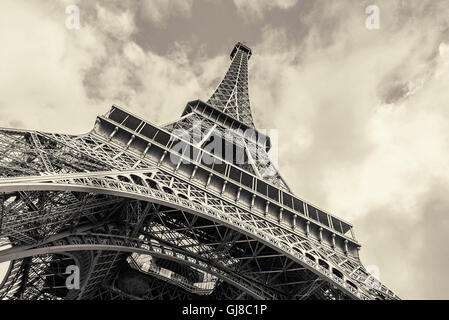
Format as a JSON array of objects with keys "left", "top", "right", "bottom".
[{"left": 0, "top": 42, "right": 398, "bottom": 300}]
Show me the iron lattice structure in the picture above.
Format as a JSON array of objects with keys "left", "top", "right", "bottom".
[{"left": 0, "top": 43, "right": 398, "bottom": 300}]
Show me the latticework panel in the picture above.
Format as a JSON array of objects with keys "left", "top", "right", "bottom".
[{"left": 0, "top": 43, "right": 398, "bottom": 301}]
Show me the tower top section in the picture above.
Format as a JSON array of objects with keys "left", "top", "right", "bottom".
[
  {"left": 230, "top": 42, "right": 252, "bottom": 60},
  {"left": 207, "top": 42, "right": 254, "bottom": 127}
]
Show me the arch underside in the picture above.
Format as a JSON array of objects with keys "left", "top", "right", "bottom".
[
  {"left": 0, "top": 129, "right": 392, "bottom": 300},
  {"left": 0, "top": 188, "right": 351, "bottom": 300}
]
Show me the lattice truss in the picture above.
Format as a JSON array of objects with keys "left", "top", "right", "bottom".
[
  {"left": 208, "top": 48, "right": 253, "bottom": 127},
  {"left": 164, "top": 109, "right": 289, "bottom": 190},
  {"left": 0, "top": 128, "right": 396, "bottom": 300},
  {"left": 0, "top": 44, "right": 397, "bottom": 300}
]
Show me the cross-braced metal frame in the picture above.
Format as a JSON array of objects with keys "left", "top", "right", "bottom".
[{"left": 0, "top": 43, "right": 398, "bottom": 300}]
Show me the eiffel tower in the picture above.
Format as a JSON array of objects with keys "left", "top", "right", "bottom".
[{"left": 0, "top": 42, "right": 398, "bottom": 300}]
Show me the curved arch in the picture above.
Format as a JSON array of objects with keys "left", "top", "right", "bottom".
[
  {"left": 0, "top": 252, "right": 82, "bottom": 300},
  {"left": 332, "top": 268, "right": 344, "bottom": 279},
  {"left": 305, "top": 253, "right": 316, "bottom": 262},
  {"left": 161, "top": 186, "right": 174, "bottom": 195},
  {"left": 177, "top": 193, "right": 188, "bottom": 200},
  {"left": 145, "top": 178, "right": 160, "bottom": 190},
  {"left": 0, "top": 240, "right": 269, "bottom": 300},
  {"left": 130, "top": 174, "right": 145, "bottom": 187},
  {"left": 0, "top": 181, "right": 360, "bottom": 299},
  {"left": 318, "top": 259, "right": 329, "bottom": 270},
  {"left": 117, "top": 175, "right": 132, "bottom": 183}
]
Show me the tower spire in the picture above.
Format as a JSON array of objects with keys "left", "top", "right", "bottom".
[{"left": 207, "top": 42, "right": 254, "bottom": 127}]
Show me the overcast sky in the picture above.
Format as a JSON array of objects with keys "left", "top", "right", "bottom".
[{"left": 1, "top": 0, "right": 449, "bottom": 299}]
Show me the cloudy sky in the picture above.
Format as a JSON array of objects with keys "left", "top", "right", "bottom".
[{"left": 1, "top": 0, "right": 449, "bottom": 299}]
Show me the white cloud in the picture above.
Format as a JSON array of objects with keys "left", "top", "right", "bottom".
[
  {"left": 0, "top": 1, "right": 106, "bottom": 134},
  {"left": 96, "top": 4, "right": 136, "bottom": 40},
  {"left": 247, "top": 2, "right": 449, "bottom": 298},
  {"left": 123, "top": 42, "right": 146, "bottom": 66},
  {"left": 0, "top": 0, "right": 218, "bottom": 133},
  {"left": 233, "top": 0, "right": 298, "bottom": 19},
  {"left": 141, "top": 0, "right": 194, "bottom": 27}
]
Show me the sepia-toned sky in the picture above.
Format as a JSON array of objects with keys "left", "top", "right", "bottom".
[{"left": 1, "top": 0, "right": 449, "bottom": 299}]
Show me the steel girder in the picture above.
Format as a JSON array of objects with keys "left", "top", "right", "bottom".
[
  {"left": 0, "top": 126, "right": 397, "bottom": 300},
  {"left": 207, "top": 45, "right": 254, "bottom": 127},
  {"left": 0, "top": 43, "right": 398, "bottom": 301}
]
